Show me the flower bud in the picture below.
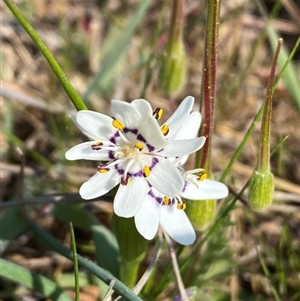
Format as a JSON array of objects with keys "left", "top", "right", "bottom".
[
  {"left": 185, "top": 199, "right": 216, "bottom": 231},
  {"left": 160, "top": 40, "right": 187, "bottom": 95},
  {"left": 248, "top": 170, "right": 274, "bottom": 211}
]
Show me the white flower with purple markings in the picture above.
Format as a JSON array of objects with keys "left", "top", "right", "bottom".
[
  {"left": 134, "top": 101, "right": 228, "bottom": 245},
  {"left": 134, "top": 169, "right": 228, "bottom": 245},
  {"left": 65, "top": 97, "right": 205, "bottom": 218}
]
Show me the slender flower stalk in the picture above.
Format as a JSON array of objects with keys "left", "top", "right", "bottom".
[
  {"left": 249, "top": 38, "right": 283, "bottom": 211},
  {"left": 188, "top": 0, "right": 222, "bottom": 230},
  {"left": 3, "top": 0, "right": 87, "bottom": 111},
  {"left": 160, "top": 0, "right": 187, "bottom": 95},
  {"left": 258, "top": 39, "right": 283, "bottom": 173},
  {"left": 197, "top": 0, "right": 221, "bottom": 173}
]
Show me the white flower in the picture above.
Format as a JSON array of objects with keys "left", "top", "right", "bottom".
[
  {"left": 134, "top": 169, "right": 228, "bottom": 245},
  {"left": 65, "top": 97, "right": 205, "bottom": 218},
  {"left": 134, "top": 102, "right": 228, "bottom": 245}
]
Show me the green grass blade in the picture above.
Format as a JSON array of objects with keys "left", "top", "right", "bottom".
[
  {"left": 0, "top": 208, "right": 27, "bottom": 254},
  {"left": 0, "top": 258, "right": 73, "bottom": 301},
  {"left": 83, "top": 0, "right": 152, "bottom": 101},
  {"left": 69, "top": 222, "right": 79, "bottom": 301},
  {"left": 52, "top": 204, "right": 119, "bottom": 277},
  {"left": 27, "top": 220, "right": 142, "bottom": 301}
]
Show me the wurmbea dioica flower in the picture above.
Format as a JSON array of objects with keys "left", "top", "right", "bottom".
[
  {"left": 65, "top": 97, "right": 205, "bottom": 218},
  {"left": 134, "top": 102, "right": 228, "bottom": 245}
]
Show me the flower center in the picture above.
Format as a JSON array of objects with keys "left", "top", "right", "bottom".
[{"left": 114, "top": 143, "right": 141, "bottom": 159}]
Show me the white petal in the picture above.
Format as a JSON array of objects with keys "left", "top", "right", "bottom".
[
  {"left": 146, "top": 157, "right": 183, "bottom": 197},
  {"left": 181, "top": 179, "right": 228, "bottom": 200},
  {"left": 65, "top": 141, "right": 110, "bottom": 161},
  {"left": 76, "top": 110, "right": 115, "bottom": 141},
  {"left": 114, "top": 175, "right": 149, "bottom": 218},
  {"left": 131, "top": 99, "right": 153, "bottom": 120},
  {"left": 164, "top": 96, "right": 194, "bottom": 137},
  {"left": 170, "top": 111, "right": 202, "bottom": 140},
  {"left": 79, "top": 170, "right": 119, "bottom": 200},
  {"left": 134, "top": 194, "right": 160, "bottom": 240},
  {"left": 159, "top": 137, "right": 206, "bottom": 157},
  {"left": 160, "top": 205, "right": 196, "bottom": 245},
  {"left": 137, "top": 117, "right": 166, "bottom": 151},
  {"left": 111, "top": 100, "right": 141, "bottom": 129}
]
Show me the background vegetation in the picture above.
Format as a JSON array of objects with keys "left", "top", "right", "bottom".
[{"left": 1, "top": 0, "right": 299, "bottom": 300}]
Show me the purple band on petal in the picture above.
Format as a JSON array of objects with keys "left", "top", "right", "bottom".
[
  {"left": 108, "top": 151, "right": 115, "bottom": 160},
  {"left": 148, "top": 188, "right": 176, "bottom": 205},
  {"left": 137, "top": 133, "right": 155, "bottom": 152},
  {"left": 148, "top": 189, "right": 163, "bottom": 204},
  {"left": 109, "top": 131, "right": 120, "bottom": 144},
  {"left": 150, "top": 157, "right": 159, "bottom": 169},
  {"left": 147, "top": 144, "right": 155, "bottom": 152},
  {"left": 182, "top": 181, "right": 188, "bottom": 192},
  {"left": 124, "top": 128, "right": 138, "bottom": 135},
  {"left": 114, "top": 164, "right": 143, "bottom": 178}
]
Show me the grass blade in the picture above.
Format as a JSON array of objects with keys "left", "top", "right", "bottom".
[
  {"left": 0, "top": 258, "right": 73, "bottom": 301},
  {"left": 27, "top": 220, "right": 143, "bottom": 301}
]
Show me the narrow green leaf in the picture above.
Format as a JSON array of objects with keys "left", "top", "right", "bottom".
[
  {"left": 69, "top": 222, "right": 79, "bottom": 301},
  {"left": 0, "top": 258, "right": 73, "bottom": 301},
  {"left": 0, "top": 208, "right": 27, "bottom": 254},
  {"left": 27, "top": 220, "right": 143, "bottom": 301},
  {"left": 52, "top": 204, "right": 119, "bottom": 276}
]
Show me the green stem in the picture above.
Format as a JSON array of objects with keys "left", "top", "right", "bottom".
[
  {"left": 3, "top": 0, "right": 87, "bottom": 111},
  {"left": 196, "top": 0, "right": 221, "bottom": 174},
  {"left": 258, "top": 38, "right": 282, "bottom": 172},
  {"left": 167, "top": 0, "right": 183, "bottom": 52}
]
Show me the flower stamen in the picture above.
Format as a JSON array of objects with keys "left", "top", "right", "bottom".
[
  {"left": 91, "top": 141, "right": 103, "bottom": 150},
  {"left": 153, "top": 107, "right": 163, "bottom": 120},
  {"left": 197, "top": 172, "right": 207, "bottom": 181},
  {"left": 112, "top": 119, "right": 125, "bottom": 130},
  {"left": 177, "top": 201, "right": 186, "bottom": 210},
  {"left": 135, "top": 142, "right": 144, "bottom": 151},
  {"left": 163, "top": 196, "right": 172, "bottom": 205},
  {"left": 143, "top": 165, "right": 151, "bottom": 177},
  {"left": 121, "top": 175, "right": 131, "bottom": 186},
  {"left": 161, "top": 124, "right": 169, "bottom": 136},
  {"left": 97, "top": 166, "right": 110, "bottom": 173}
]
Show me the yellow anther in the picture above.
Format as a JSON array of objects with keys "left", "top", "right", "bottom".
[
  {"left": 97, "top": 167, "right": 110, "bottom": 174},
  {"left": 143, "top": 165, "right": 151, "bottom": 177},
  {"left": 197, "top": 172, "right": 207, "bottom": 181},
  {"left": 177, "top": 201, "right": 186, "bottom": 210},
  {"left": 163, "top": 196, "right": 171, "bottom": 205},
  {"left": 161, "top": 124, "right": 169, "bottom": 136},
  {"left": 135, "top": 142, "right": 144, "bottom": 151},
  {"left": 121, "top": 176, "right": 131, "bottom": 186},
  {"left": 92, "top": 141, "right": 103, "bottom": 150},
  {"left": 153, "top": 108, "right": 163, "bottom": 120},
  {"left": 112, "top": 119, "right": 124, "bottom": 130}
]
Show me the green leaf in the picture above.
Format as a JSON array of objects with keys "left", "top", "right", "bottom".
[
  {"left": 0, "top": 258, "right": 73, "bottom": 301},
  {"left": 52, "top": 204, "right": 119, "bottom": 277},
  {"left": 27, "top": 220, "right": 143, "bottom": 301},
  {"left": 0, "top": 208, "right": 27, "bottom": 254}
]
